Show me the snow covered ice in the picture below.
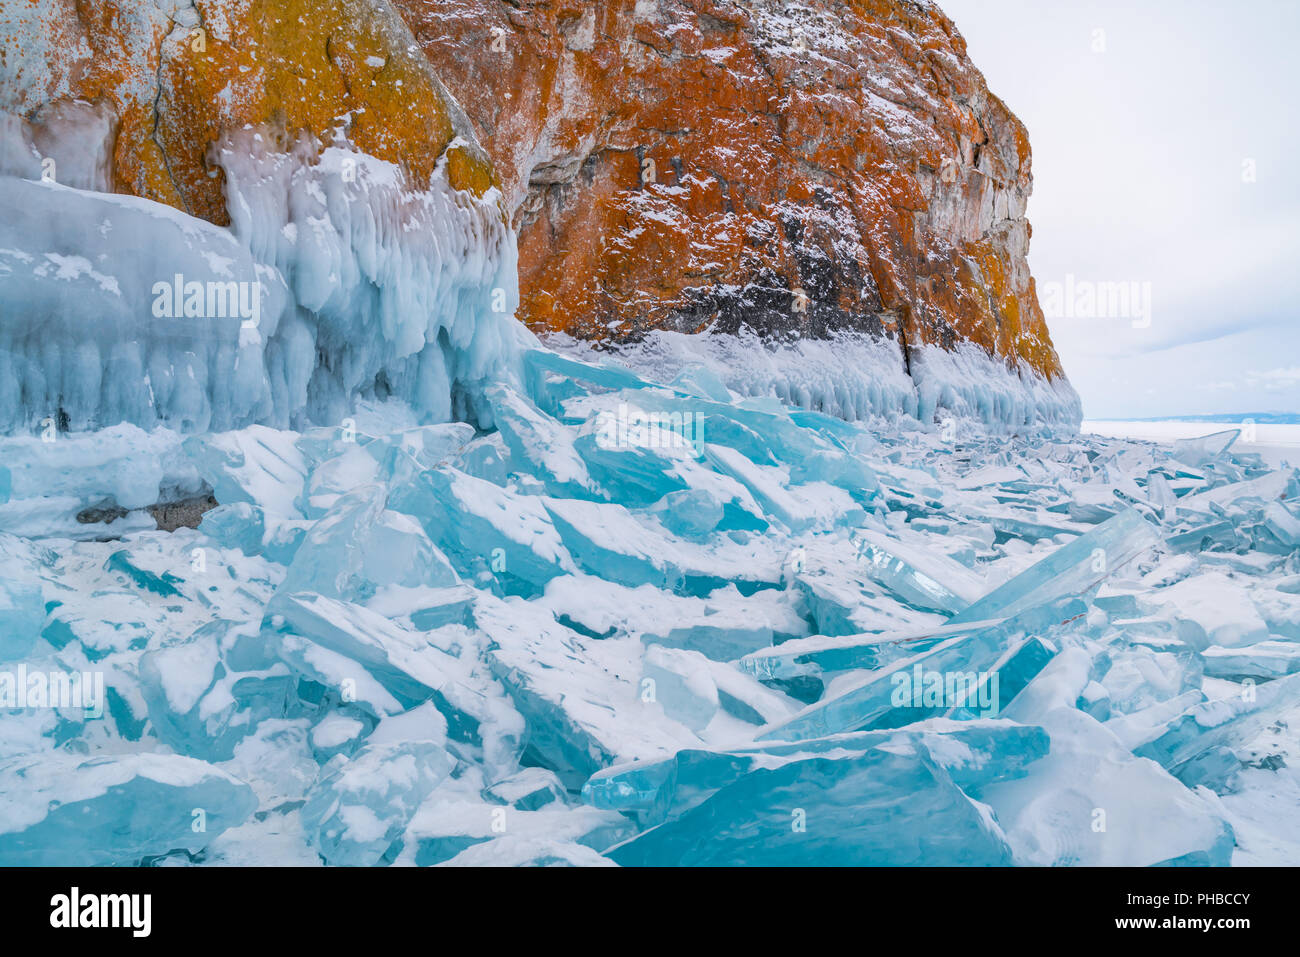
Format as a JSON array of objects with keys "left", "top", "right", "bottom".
[
  {"left": 3, "top": 127, "right": 1300, "bottom": 868},
  {"left": 2, "top": 317, "right": 1299, "bottom": 865}
]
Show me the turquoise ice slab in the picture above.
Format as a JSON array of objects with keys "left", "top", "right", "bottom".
[
  {"left": 0, "top": 752, "right": 256, "bottom": 865},
  {"left": 605, "top": 745, "right": 1013, "bottom": 866},
  {"left": 949, "top": 507, "right": 1159, "bottom": 625},
  {"left": 523, "top": 349, "right": 833, "bottom": 467},
  {"left": 301, "top": 741, "right": 454, "bottom": 866},
  {"left": 389, "top": 466, "right": 573, "bottom": 596},
  {"left": 274, "top": 485, "right": 460, "bottom": 606},
  {"left": 583, "top": 720, "right": 1049, "bottom": 821},
  {"left": 0, "top": 572, "right": 44, "bottom": 662},
  {"left": 852, "top": 529, "right": 983, "bottom": 614},
  {"left": 1262, "top": 502, "right": 1300, "bottom": 548},
  {"left": 573, "top": 432, "right": 689, "bottom": 507},
  {"left": 754, "top": 598, "right": 1078, "bottom": 741},
  {"left": 738, "top": 618, "right": 1007, "bottom": 681},
  {"left": 1171, "top": 429, "right": 1239, "bottom": 467},
  {"left": 1136, "top": 672, "right": 1300, "bottom": 774},
  {"left": 138, "top": 619, "right": 238, "bottom": 760},
  {"left": 269, "top": 593, "right": 453, "bottom": 709},
  {"left": 485, "top": 384, "right": 594, "bottom": 498},
  {"left": 198, "top": 502, "right": 266, "bottom": 555},
  {"left": 1166, "top": 521, "right": 1239, "bottom": 553}
]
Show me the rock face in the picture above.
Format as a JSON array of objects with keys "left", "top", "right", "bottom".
[
  {"left": 398, "top": 0, "right": 1066, "bottom": 382},
  {"left": 1, "top": 0, "right": 1071, "bottom": 407},
  {"left": 0, "top": 0, "right": 496, "bottom": 217}
]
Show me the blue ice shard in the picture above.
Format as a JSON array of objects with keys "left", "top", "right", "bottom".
[
  {"left": 301, "top": 741, "right": 454, "bottom": 866},
  {"left": 605, "top": 745, "right": 1013, "bottom": 866},
  {"left": 389, "top": 467, "right": 575, "bottom": 596},
  {"left": 738, "top": 619, "right": 1004, "bottom": 681},
  {"left": 851, "top": 529, "right": 985, "bottom": 614},
  {"left": 756, "top": 599, "right": 1077, "bottom": 741},
  {"left": 0, "top": 536, "right": 45, "bottom": 662},
  {"left": 486, "top": 385, "right": 594, "bottom": 497},
  {"left": 272, "top": 484, "right": 459, "bottom": 607},
  {"left": 0, "top": 752, "right": 256, "bottom": 865},
  {"left": 584, "top": 720, "right": 1049, "bottom": 822},
  {"left": 270, "top": 593, "right": 456, "bottom": 708},
  {"left": 949, "top": 508, "right": 1159, "bottom": 625},
  {"left": 1135, "top": 672, "right": 1300, "bottom": 775},
  {"left": 1171, "top": 430, "right": 1239, "bottom": 467}
]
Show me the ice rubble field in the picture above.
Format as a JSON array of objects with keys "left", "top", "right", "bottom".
[{"left": 1, "top": 346, "right": 1299, "bottom": 867}]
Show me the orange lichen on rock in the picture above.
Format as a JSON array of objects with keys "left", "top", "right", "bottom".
[
  {"left": 0, "top": 0, "right": 497, "bottom": 224},
  {"left": 398, "top": 0, "right": 1067, "bottom": 382}
]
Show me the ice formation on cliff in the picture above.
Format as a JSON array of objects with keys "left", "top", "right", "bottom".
[{"left": 0, "top": 117, "right": 522, "bottom": 434}]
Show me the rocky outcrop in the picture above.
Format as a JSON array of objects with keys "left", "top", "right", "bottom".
[
  {"left": 399, "top": 0, "right": 1066, "bottom": 383},
  {"left": 1, "top": 0, "right": 1071, "bottom": 410},
  {"left": 0, "top": 0, "right": 496, "bottom": 217}
]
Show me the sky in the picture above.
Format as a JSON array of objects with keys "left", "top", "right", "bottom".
[{"left": 938, "top": 0, "right": 1299, "bottom": 420}]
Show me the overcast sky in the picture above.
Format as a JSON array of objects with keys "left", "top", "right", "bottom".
[{"left": 938, "top": 0, "right": 1299, "bottom": 419}]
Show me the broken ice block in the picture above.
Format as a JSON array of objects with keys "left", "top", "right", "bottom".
[
  {"left": 757, "top": 600, "right": 1074, "bottom": 741},
  {"left": 1261, "top": 501, "right": 1300, "bottom": 548},
  {"left": 583, "top": 720, "right": 1049, "bottom": 820},
  {"left": 980, "top": 708, "right": 1234, "bottom": 866},
  {"left": 607, "top": 745, "right": 1013, "bottom": 866},
  {"left": 1134, "top": 672, "right": 1300, "bottom": 775},
  {"left": 788, "top": 537, "right": 948, "bottom": 637},
  {"left": 1135, "top": 571, "right": 1268, "bottom": 649},
  {"left": 539, "top": 575, "right": 806, "bottom": 660},
  {"left": 399, "top": 796, "right": 632, "bottom": 866},
  {"left": 487, "top": 385, "right": 594, "bottom": 497},
  {"left": 0, "top": 752, "right": 256, "bottom": 865},
  {"left": 302, "top": 444, "right": 381, "bottom": 518},
  {"left": 574, "top": 432, "right": 689, "bottom": 507},
  {"left": 1171, "top": 429, "right": 1239, "bottom": 467},
  {"left": 705, "top": 444, "right": 863, "bottom": 530},
  {"left": 270, "top": 593, "right": 455, "bottom": 708},
  {"left": 738, "top": 619, "right": 1002, "bottom": 681},
  {"left": 363, "top": 423, "right": 477, "bottom": 484},
  {"left": 949, "top": 508, "right": 1159, "bottom": 625},
  {"left": 543, "top": 497, "right": 782, "bottom": 595},
  {"left": 198, "top": 502, "right": 266, "bottom": 556},
  {"left": 479, "top": 596, "right": 697, "bottom": 788},
  {"left": 642, "top": 645, "right": 720, "bottom": 731},
  {"left": 138, "top": 620, "right": 242, "bottom": 760},
  {"left": 0, "top": 537, "right": 45, "bottom": 662},
  {"left": 183, "top": 425, "right": 308, "bottom": 517},
  {"left": 852, "top": 529, "right": 985, "bottom": 614},
  {"left": 1166, "top": 520, "right": 1239, "bottom": 553},
  {"left": 389, "top": 467, "right": 574, "bottom": 596},
  {"left": 1201, "top": 641, "right": 1300, "bottom": 681},
  {"left": 1177, "top": 469, "right": 1295, "bottom": 517},
  {"left": 274, "top": 485, "right": 459, "bottom": 607},
  {"left": 482, "top": 767, "right": 568, "bottom": 811},
  {"left": 301, "top": 741, "right": 454, "bottom": 866}
]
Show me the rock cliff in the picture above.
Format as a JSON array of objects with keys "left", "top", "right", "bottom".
[{"left": 398, "top": 0, "right": 1067, "bottom": 384}]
